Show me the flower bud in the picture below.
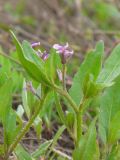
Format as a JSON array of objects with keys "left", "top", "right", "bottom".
[
  {"left": 41, "top": 51, "right": 49, "bottom": 61},
  {"left": 31, "top": 42, "right": 40, "bottom": 49}
]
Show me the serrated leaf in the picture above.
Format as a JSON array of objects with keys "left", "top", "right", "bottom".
[{"left": 69, "top": 41, "right": 104, "bottom": 105}]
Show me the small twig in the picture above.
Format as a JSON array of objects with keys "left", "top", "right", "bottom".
[
  {"left": 53, "top": 148, "right": 72, "bottom": 160},
  {"left": 56, "top": 146, "right": 72, "bottom": 155},
  {"left": 22, "top": 137, "right": 38, "bottom": 141},
  {"left": 74, "top": 0, "right": 82, "bottom": 17}
]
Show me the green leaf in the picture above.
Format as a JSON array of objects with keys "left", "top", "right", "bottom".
[
  {"left": 0, "top": 54, "right": 23, "bottom": 94},
  {"left": 22, "top": 40, "right": 44, "bottom": 70},
  {"left": 32, "top": 140, "right": 52, "bottom": 158},
  {"left": 4, "top": 110, "right": 17, "bottom": 146},
  {"left": 57, "top": 157, "right": 67, "bottom": 160},
  {"left": 108, "top": 111, "right": 120, "bottom": 144},
  {"left": 47, "top": 125, "right": 66, "bottom": 157},
  {"left": 4, "top": 109, "right": 22, "bottom": 150},
  {"left": 105, "top": 145, "right": 120, "bottom": 160},
  {"left": 15, "top": 144, "right": 33, "bottom": 160},
  {"left": 54, "top": 92, "right": 66, "bottom": 124},
  {"left": 16, "top": 104, "right": 24, "bottom": 118},
  {"left": 0, "top": 144, "right": 4, "bottom": 157},
  {"left": 99, "top": 76, "right": 120, "bottom": 144},
  {"left": 73, "top": 119, "right": 99, "bottom": 160},
  {"left": 40, "top": 91, "right": 54, "bottom": 118},
  {"left": 0, "top": 55, "right": 11, "bottom": 86},
  {"left": 51, "top": 125, "right": 66, "bottom": 149},
  {"left": 10, "top": 31, "right": 51, "bottom": 86},
  {"left": 97, "top": 44, "right": 120, "bottom": 83},
  {"left": 34, "top": 116, "right": 42, "bottom": 139},
  {"left": 26, "top": 83, "right": 40, "bottom": 115},
  {"left": 83, "top": 74, "right": 103, "bottom": 98},
  {"left": 69, "top": 41, "right": 104, "bottom": 105},
  {"left": 45, "top": 48, "right": 62, "bottom": 83},
  {"left": 22, "top": 80, "right": 30, "bottom": 118},
  {"left": 65, "top": 111, "right": 75, "bottom": 129},
  {"left": 0, "top": 79, "right": 12, "bottom": 122},
  {"left": 0, "top": 80, "right": 22, "bottom": 149}
]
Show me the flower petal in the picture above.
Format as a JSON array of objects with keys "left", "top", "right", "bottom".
[
  {"left": 53, "top": 44, "right": 62, "bottom": 50},
  {"left": 41, "top": 51, "right": 49, "bottom": 60},
  {"left": 31, "top": 42, "right": 40, "bottom": 48}
]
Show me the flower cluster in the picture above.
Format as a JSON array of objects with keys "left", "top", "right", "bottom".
[
  {"left": 31, "top": 42, "right": 49, "bottom": 61},
  {"left": 31, "top": 42, "right": 73, "bottom": 64}
]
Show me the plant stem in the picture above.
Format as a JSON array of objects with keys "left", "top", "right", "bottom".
[
  {"left": 54, "top": 92, "right": 75, "bottom": 140},
  {"left": 76, "top": 110, "right": 82, "bottom": 147},
  {"left": 54, "top": 85, "right": 87, "bottom": 147},
  {"left": 62, "top": 64, "right": 66, "bottom": 91},
  {"left": 76, "top": 97, "right": 86, "bottom": 147},
  {"left": 54, "top": 86, "right": 78, "bottom": 113},
  {"left": 6, "top": 98, "right": 45, "bottom": 159},
  {"left": 54, "top": 86, "right": 84, "bottom": 146}
]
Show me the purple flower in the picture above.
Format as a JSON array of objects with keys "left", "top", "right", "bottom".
[
  {"left": 41, "top": 51, "right": 49, "bottom": 60},
  {"left": 31, "top": 42, "right": 40, "bottom": 49},
  {"left": 31, "top": 42, "right": 49, "bottom": 61},
  {"left": 36, "top": 50, "right": 49, "bottom": 61},
  {"left": 53, "top": 43, "right": 73, "bottom": 64}
]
